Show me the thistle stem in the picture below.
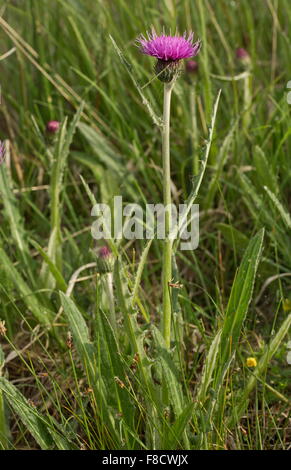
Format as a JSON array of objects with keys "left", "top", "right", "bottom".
[
  {"left": 105, "top": 272, "right": 117, "bottom": 334},
  {"left": 162, "top": 81, "right": 174, "bottom": 348},
  {"left": 243, "top": 71, "right": 252, "bottom": 132}
]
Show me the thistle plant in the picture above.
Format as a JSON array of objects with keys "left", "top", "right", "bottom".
[{"left": 137, "top": 30, "right": 201, "bottom": 347}]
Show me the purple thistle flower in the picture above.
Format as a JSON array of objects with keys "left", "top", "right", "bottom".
[
  {"left": 46, "top": 120, "right": 60, "bottom": 134},
  {"left": 138, "top": 30, "right": 201, "bottom": 61},
  {"left": 0, "top": 141, "right": 6, "bottom": 165},
  {"left": 137, "top": 29, "right": 201, "bottom": 82}
]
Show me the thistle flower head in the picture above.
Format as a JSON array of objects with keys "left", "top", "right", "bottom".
[
  {"left": 138, "top": 30, "right": 201, "bottom": 61},
  {"left": 0, "top": 141, "right": 6, "bottom": 164},
  {"left": 137, "top": 29, "right": 201, "bottom": 82},
  {"left": 46, "top": 120, "right": 60, "bottom": 134}
]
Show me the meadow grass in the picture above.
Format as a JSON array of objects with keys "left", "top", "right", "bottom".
[{"left": 0, "top": 0, "right": 290, "bottom": 450}]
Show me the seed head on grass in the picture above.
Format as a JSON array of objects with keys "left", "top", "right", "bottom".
[{"left": 137, "top": 29, "right": 201, "bottom": 82}]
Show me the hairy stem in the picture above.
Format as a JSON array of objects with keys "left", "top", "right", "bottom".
[{"left": 161, "top": 81, "right": 174, "bottom": 348}]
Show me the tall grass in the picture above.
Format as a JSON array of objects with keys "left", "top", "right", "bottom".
[{"left": 0, "top": 0, "right": 290, "bottom": 450}]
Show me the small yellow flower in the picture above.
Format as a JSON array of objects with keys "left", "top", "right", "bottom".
[
  {"left": 282, "top": 298, "right": 291, "bottom": 312},
  {"left": 246, "top": 357, "right": 257, "bottom": 368}
]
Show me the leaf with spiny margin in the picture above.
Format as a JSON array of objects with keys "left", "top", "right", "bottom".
[{"left": 151, "top": 326, "right": 185, "bottom": 416}]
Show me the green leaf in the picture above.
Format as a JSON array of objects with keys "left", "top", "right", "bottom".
[
  {"left": 0, "top": 152, "right": 28, "bottom": 257},
  {"left": 97, "top": 310, "right": 137, "bottom": 441},
  {"left": 31, "top": 240, "right": 67, "bottom": 292},
  {"left": 59, "top": 293, "right": 96, "bottom": 381},
  {"left": 131, "top": 239, "right": 152, "bottom": 309},
  {"left": 78, "top": 122, "right": 124, "bottom": 173},
  {"left": 41, "top": 104, "right": 84, "bottom": 289},
  {"left": 163, "top": 403, "right": 195, "bottom": 450},
  {"left": 0, "top": 247, "right": 52, "bottom": 325},
  {"left": 218, "top": 228, "right": 265, "bottom": 371},
  {"left": 217, "top": 223, "right": 249, "bottom": 252},
  {"left": 0, "top": 378, "right": 54, "bottom": 449},
  {"left": 196, "top": 331, "right": 222, "bottom": 404},
  {"left": 60, "top": 292, "right": 120, "bottom": 442},
  {"left": 151, "top": 326, "right": 185, "bottom": 416},
  {"left": 110, "top": 35, "right": 162, "bottom": 127},
  {"left": 253, "top": 146, "right": 278, "bottom": 194}
]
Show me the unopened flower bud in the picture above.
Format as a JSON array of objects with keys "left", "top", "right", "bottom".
[
  {"left": 186, "top": 60, "right": 199, "bottom": 74},
  {"left": 96, "top": 245, "right": 114, "bottom": 273},
  {"left": 236, "top": 48, "right": 251, "bottom": 67},
  {"left": 155, "top": 59, "right": 182, "bottom": 83},
  {"left": 99, "top": 246, "right": 111, "bottom": 259},
  {"left": 46, "top": 120, "right": 60, "bottom": 134}
]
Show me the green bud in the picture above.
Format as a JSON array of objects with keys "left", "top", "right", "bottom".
[{"left": 155, "top": 59, "right": 181, "bottom": 83}]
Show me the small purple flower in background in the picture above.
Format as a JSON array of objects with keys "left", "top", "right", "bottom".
[
  {"left": 186, "top": 60, "right": 199, "bottom": 74},
  {"left": 137, "top": 29, "right": 201, "bottom": 82},
  {"left": 0, "top": 141, "right": 6, "bottom": 164},
  {"left": 236, "top": 47, "right": 249, "bottom": 60},
  {"left": 99, "top": 245, "right": 111, "bottom": 259},
  {"left": 46, "top": 120, "right": 60, "bottom": 134},
  {"left": 236, "top": 48, "right": 251, "bottom": 67}
]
